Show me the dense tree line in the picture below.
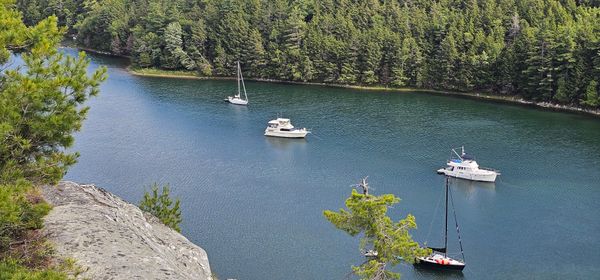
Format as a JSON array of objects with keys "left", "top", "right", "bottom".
[{"left": 17, "top": 0, "right": 600, "bottom": 107}]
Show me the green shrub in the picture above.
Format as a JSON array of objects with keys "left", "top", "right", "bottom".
[
  {"left": 0, "top": 258, "right": 67, "bottom": 280},
  {"left": 0, "top": 181, "right": 51, "bottom": 252},
  {"left": 139, "top": 183, "right": 182, "bottom": 232}
]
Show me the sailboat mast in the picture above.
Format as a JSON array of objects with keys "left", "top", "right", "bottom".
[
  {"left": 448, "top": 180, "right": 466, "bottom": 263},
  {"left": 237, "top": 61, "right": 241, "bottom": 96},
  {"left": 444, "top": 176, "right": 449, "bottom": 258}
]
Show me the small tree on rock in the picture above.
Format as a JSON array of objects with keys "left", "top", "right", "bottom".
[{"left": 139, "top": 183, "right": 182, "bottom": 232}]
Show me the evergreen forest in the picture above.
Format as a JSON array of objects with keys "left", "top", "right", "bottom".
[{"left": 17, "top": 0, "right": 600, "bottom": 107}]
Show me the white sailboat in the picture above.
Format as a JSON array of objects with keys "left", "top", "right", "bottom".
[{"left": 225, "top": 61, "right": 248, "bottom": 105}]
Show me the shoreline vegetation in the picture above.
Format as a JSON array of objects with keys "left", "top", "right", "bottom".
[
  {"left": 62, "top": 44, "right": 600, "bottom": 118},
  {"left": 127, "top": 66, "right": 600, "bottom": 118}
]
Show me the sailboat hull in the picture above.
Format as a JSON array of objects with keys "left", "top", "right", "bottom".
[
  {"left": 227, "top": 96, "right": 248, "bottom": 105},
  {"left": 414, "top": 258, "right": 465, "bottom": 271}
]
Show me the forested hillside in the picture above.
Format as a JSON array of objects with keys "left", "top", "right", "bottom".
[{"left": 17, "top": 0, "right": 600, "bottom": 107}]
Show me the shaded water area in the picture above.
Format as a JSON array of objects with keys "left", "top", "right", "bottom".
[{"left": 53, "top": 49, "right": 600, "bottom": 279}]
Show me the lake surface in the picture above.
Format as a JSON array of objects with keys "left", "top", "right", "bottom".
[{"left": 56, "top": 48, "right": 600, "bottom": 279}]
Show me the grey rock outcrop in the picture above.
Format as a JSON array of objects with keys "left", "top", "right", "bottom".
[{"left": 42, "top": 181, "right": 212, "bottom": 280}]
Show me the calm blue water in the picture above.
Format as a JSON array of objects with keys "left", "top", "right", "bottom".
[{"left": 53, "top": 49, "right": 600, "bottom": 279}]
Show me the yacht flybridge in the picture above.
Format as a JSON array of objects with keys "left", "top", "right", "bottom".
[
  {"left": 264, "top": 118, "right": 309, "bottom": 138},
  {"left": 225, "top": 61, "right": 248, "bottom": 105},
  {"left": 437, "top": 147, "right": 499, "bottom": 182}
]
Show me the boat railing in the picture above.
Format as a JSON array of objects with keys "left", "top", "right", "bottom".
[{"left": 479, "top": 166, "right": 500, "bottom": 173}]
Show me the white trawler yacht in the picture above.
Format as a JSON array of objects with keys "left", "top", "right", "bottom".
[
  {"left": 264, "top": 118, "right": 309, "bottom": 138},
  {"left": 225, "top": 61, "right": 248, "bottom": 105},
  {"left": 436, "top": 147, "right": 500, "bottom": 182}
]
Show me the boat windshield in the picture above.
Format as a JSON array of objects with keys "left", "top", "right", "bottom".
[{"left": 461, "top": 153, "right": 475, "bottom": 160}]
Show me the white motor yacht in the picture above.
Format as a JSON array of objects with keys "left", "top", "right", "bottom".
[
  {"left": 225, "top": 61, "right": 248, "bottom": 105},
  {"left": 436, "top": 147, "right": 499, "bottom": 182},
  {"left": 264, "top": 118, "right": 309, "bottom": 138}
]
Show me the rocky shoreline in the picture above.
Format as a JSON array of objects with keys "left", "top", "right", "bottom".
[
  {"left": 41, "top": 181, "right": 212, "bottom": 280},
  {"left": 127, "top": 67, "right": 600, "bottom": 118}
]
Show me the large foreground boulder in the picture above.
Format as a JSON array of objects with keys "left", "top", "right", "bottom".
[{"left": 42, "top": 181, "right": 212, "bottom": 280}]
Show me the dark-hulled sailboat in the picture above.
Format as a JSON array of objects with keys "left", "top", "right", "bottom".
[{"left": 414, "top": 176, "right": 466, "bottom": 271}]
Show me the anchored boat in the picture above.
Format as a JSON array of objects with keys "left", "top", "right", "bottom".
[
  {"left": 225, "top": 61, "right": 248, "bottom": 105},
  {"left": 414, "top": 177, "right": 466, "bottom": 271},
  {"left": 264, "top": 118, "right": 309, "bottom": 138},
  {"left": 437, "top": 146, "right": 499, "bottom": 182}
]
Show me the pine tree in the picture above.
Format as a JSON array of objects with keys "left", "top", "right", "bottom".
[
  {"left": 163, "top": 22, "right": 195, "bottom": 70},
  {"left": 523, "top": 28, "right": 556, "bottom": 100},
  {"left": 554, "top": 77, "right": 570, "bottom": 103},
  {"left": 581, "top": 80, "right": 599, "bottom": 107},
  {"left": 283, "top": 5, "right": 307, "bottom": 80},
  {"left": 338, "top": 37, "right": 359, "bottom": 85},
  {"left": 390, "top": 36, "right": 408, "bottom": 87},
  {"left": 16, "top": 0, "right": 42, "bottom": 27},
  {"left": 1, "top": 6, "right": 106, "bottom": 276},
  {"left": 184, "top": 19, "right": 212, "bottom": 75},
  {"left": 438, "top": 33, "right": 459, "bottom": 90},
  {"left": 402, "top": 36, "right": 424, "bottom": 87},
  {"left": 323, "top": 178, "right": 429, "bottom": 280},
  {"left": 213, "top": 43, "right": 227, "bottom": 76},
  {"left": 359, "top": 31, "right": 383, "bottom": 85},
  {"left": 1, "top": 14, "right": 107, "bottom": 184},
  {"left": 244, "top": 28, "right": 266, "bottom": 77},
  {"left": 139, "top": 183, "right": 182, "bottom": 232}
]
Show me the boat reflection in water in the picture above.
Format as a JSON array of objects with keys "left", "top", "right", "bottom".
[
  {"left": 413, "top": 266, "right": 465, "bottom": 278},
  {"left": 264, "top": 136, "right": 307, "bottom": 150},
  {"left": 449, "top": 177, "right": 496, "bottom": 198}
]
